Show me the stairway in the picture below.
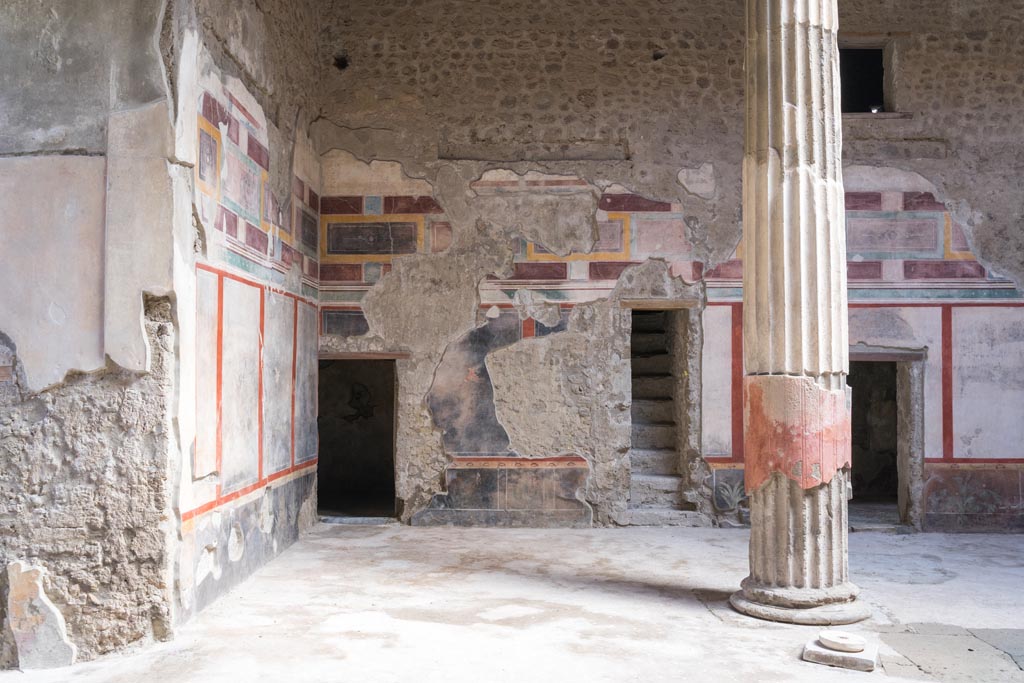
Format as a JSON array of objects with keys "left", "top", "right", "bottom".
[{"left": 623, "top": 311, "right": 703, "bottom": 526}]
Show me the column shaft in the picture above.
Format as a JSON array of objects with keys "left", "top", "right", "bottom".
[{"left": 731, "top": 0, "right": 869, "bottom": 625}]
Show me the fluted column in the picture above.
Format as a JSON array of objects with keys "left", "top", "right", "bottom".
[{"left": 729, "top": 0, "right": 870, "bottom": 624}]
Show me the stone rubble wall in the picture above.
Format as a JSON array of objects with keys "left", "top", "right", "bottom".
[{"left": 0, "top": 298, "right": 177, "bottom": 667}]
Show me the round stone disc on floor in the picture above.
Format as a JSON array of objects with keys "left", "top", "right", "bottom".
[{"left": 819, "top": 630, "right": 867, "bottom": 653}]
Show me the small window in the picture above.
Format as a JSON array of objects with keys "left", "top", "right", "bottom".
[{"left": 840, "top": 48, "right": 886, "bottom": 113}]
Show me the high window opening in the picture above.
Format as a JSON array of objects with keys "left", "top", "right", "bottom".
[
  {"left": 847, "top": 361, "right": 899, "bottom": 525},
  {"left": 317, "top": 359, "right": 397, "bottom": 519},
  {"left": 840, "top": 48, "right": 886, "bottom": 113}
]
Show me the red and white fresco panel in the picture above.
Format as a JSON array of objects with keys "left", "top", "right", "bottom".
[
  {"left": 194, "top": 269, "right": 220, "bottom": 478},
  {"left": 262, "top": 290, "right": 296, "bottom": 475},
  {"left": 293, "top": 302, "right": 319, "bottom": 464},
  {"left": 701, "top": 305, "right": 734, "bottom": 457},
  {"left": 952, "top": 307, "right": 1024, "bottom": 459},
  {"left": 220, "top": 278, "right": 262, "bottom": 491}
]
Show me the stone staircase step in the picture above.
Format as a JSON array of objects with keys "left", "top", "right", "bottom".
[
  {"left": 630, "top": 353, "right": 671, "bottom": 376},
  {"left": 615, "top": 508, "right": 710, "bottom": 527},
  {"left": 631, "top": 422, "right": 676, "bottom": 450},
  {"left": 630, "top": 332, "right": 669, "bottom": 356},
  {"left": 631, "top": 398, "right": 675, "bottom": 423},
  {"left": 632, "top": 375, "right": 674, "bottom": 400},
  {"left": 629, "top": 448, "right": 679, "bottom": 475},
  {"left": 629, "top": 474, "right": 684, "bottom": 508},
  {"left": 631, "top": 311, "right": 667, "bottom": 333}
]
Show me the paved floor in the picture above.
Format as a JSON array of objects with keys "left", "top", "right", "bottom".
[{"left": 5, "top": 526, "right": 1024, "bottom": 682}]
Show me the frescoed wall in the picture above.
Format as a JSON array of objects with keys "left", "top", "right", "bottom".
[
  {"left": 174, "top": 46, "right": 322, "bottom": 619},
  {"left": 316, "top": 147, "right": 1024, "bottom": 531},
  {"left": 3, "top": 0, "right": 1024, "bottom": 669},
  {"left": 701, "top": 171, "right": 1024, "bottom": 531},
  {"left": 315, "top": 154, "right": 710, "bottom": 526}
]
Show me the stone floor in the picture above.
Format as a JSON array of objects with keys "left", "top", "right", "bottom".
[{"left": 5, "top": 525, "right": 1023, "bottom": 682}]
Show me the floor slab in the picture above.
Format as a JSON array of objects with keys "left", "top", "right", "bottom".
[{"left": 4, "top": 526, "right": 1023, "bottom": 682}]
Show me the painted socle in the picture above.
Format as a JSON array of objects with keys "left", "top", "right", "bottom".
[{"left": 729, "top": 0, "right": 870, "bottom": 625}]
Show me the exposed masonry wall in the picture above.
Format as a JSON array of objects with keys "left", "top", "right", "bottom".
[
  {"left": 317, "top": 0, "right": 1024, "bottom": 285},
  {"left": 314, "top": 0, "right": 1024, "bottom": 527},
  {"left": 0, "top": 299, "right": 176, "bottom": 667},
  {"left": 319, "top": 0, "right": 1024, "bottom": 278},
  {"left": 317, "top": 0, "right": 746, "bottom": 264}
]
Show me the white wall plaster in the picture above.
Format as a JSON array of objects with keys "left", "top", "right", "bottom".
[{"left": 0, "top": 156, "right": 106, "bottom": 390}]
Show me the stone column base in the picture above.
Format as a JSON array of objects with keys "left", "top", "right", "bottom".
[{"left": 729, "top": 590, "right": 871, "bottom": 625}]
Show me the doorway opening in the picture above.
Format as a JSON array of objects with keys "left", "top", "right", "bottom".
[
  {"left": 626, "top": 309, "right": 692, "bottom": 522},
  {"left": 317, "top": 359, "right": 397, "bottom": 519},
  {"left": 847, "top": 360, "right": 899, "bottom": 527}
]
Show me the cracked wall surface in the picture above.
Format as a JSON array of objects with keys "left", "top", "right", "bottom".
[{"left": 0, "top": 298, "right": 176, "bottom": 667}]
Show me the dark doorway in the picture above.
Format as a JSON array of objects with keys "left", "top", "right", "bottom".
[
  {"left": 317, "top": 359, "right": 396, "bottom": 518},
  {"left": 847, "top": 361, "right": 899, "bottom": 526}
]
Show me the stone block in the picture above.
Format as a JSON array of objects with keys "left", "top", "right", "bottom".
[{"left": 802, "top": 637, "right": 878, "bottom": 672}]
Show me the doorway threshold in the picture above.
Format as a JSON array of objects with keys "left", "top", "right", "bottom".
[
  {"left": 848, "top": 502, "right": 912, "bottom": 533},
  {"left": 319, "top": 514, "right": 398, "bottom": 526}
]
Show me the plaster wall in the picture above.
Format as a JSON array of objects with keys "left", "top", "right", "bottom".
[
  {"left": 700, "top": 306, "right": 734, "bottom": 457},
  {"left": 0, "top": 157, "right": 106, "bottom": 390},
  {"left": 951, "top": 308, "right": 1024, "bottom": 459},
  {"left": 1, "top": 0, "right": 328, "bottom": 665},
  {"left": 169, "top": 0, "right": 325, "bottom": 622}
]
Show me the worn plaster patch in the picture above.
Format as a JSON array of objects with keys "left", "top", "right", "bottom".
[
  {"left": 258, "top": 489, "right": 275, "bottom": 533},
  {"left": 472, "top": 189, "right": 600, "bottom": 257},
  {"left": 227, "top": 523, "right": 245, "bottom": 562},
  {"left": 6, "top": 561, "right": 77, "bottom": 670},
  {"left": 677, "top": 163, "right": 717, "bottom": 200},
  {"left": 321, "top": 149, "right": 433, "bottom": 196},
  {"left": 195, "top": 543, "right": 221, "bottom": 584},
  {"left": 512, "top": 289, "right": 562, "bottom": 327}
]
